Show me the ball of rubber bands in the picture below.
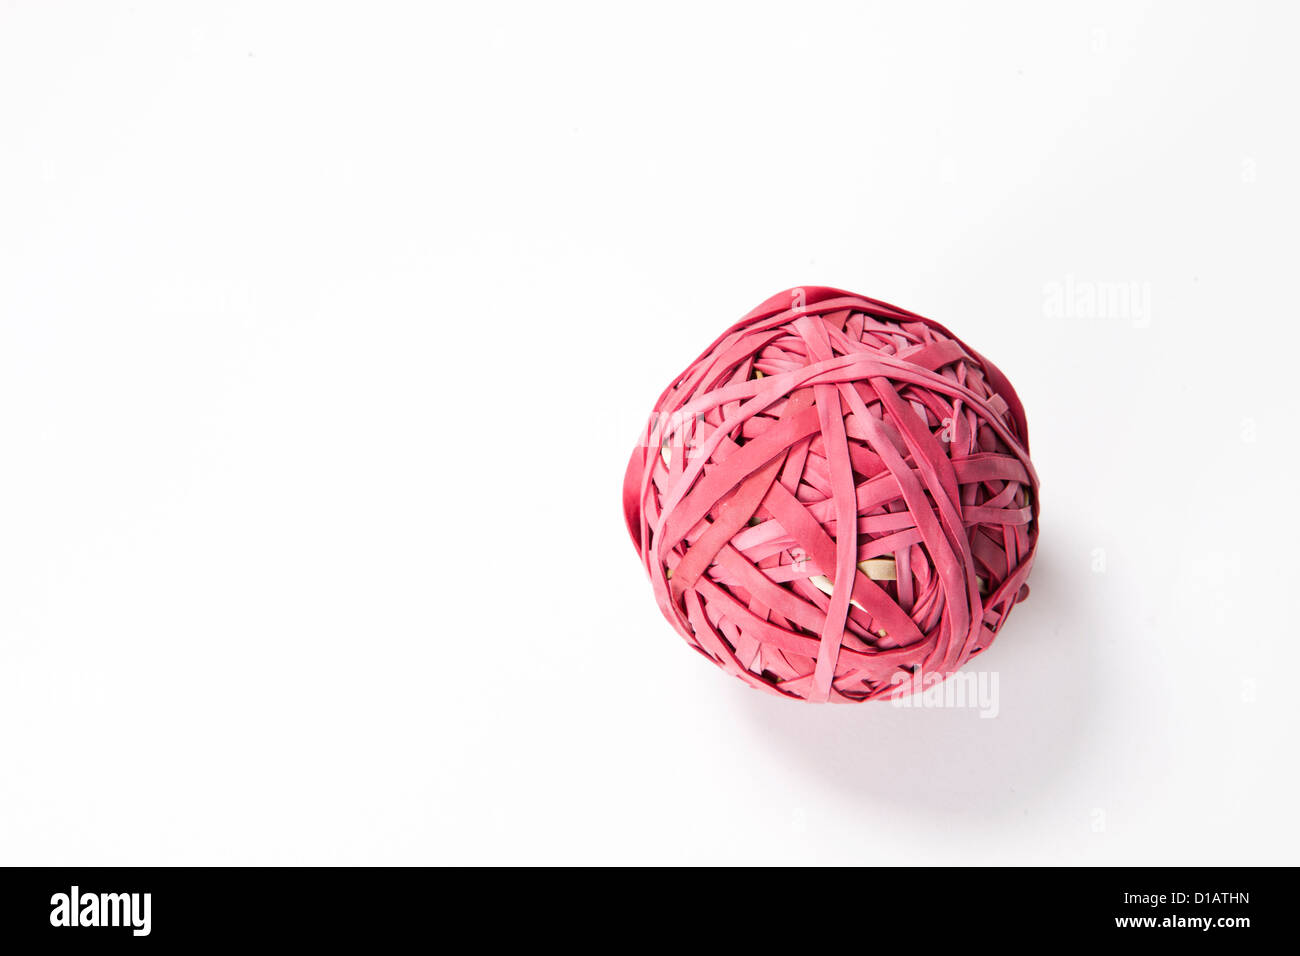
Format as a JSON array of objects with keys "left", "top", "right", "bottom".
[{"left": 622, "top": 286, "right": 1040, "bottom": 703}]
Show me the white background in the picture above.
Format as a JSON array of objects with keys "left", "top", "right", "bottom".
[{"left": 1, "top": 1, "right": 1296, "bottom": 865}]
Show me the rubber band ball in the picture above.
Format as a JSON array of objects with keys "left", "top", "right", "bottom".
[{"left": 622, "top": 286, "right": 1040, "bottom": 703}]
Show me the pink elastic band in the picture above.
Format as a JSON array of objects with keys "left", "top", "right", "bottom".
[{"left": 624, "top": 287, "right": 1040, "bottom": 703}]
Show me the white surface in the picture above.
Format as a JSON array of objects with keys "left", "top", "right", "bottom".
[{"left": 1, "top": 1, "right": 1296, "bottom": 866}]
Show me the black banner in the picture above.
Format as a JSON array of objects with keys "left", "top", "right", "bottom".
[{"left": 0, "top": 866, "right": 1281, "bottom": 945}]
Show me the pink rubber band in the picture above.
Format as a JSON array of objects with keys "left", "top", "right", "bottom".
[{"left": 624, "top": 287, "right": 1040, "bottom": 703}]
